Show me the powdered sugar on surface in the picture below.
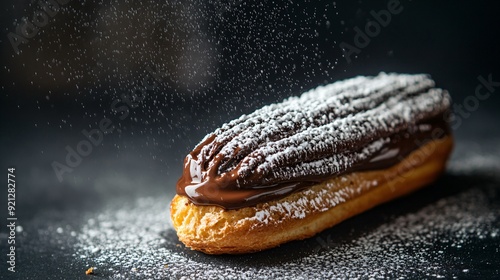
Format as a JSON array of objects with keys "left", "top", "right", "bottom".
[
  {"left": 64, "top": 141, "right": 500, "bottom": 279},
  {"left": 73, "top": 183, "right": 499, "bottom": 279},
  {"left": 18, "top": 139, "right": 499, "bottom": 279}
]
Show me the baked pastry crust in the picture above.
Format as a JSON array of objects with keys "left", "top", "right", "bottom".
[{"left": 171, "top": 136, "right": 453, "bottom": 254}]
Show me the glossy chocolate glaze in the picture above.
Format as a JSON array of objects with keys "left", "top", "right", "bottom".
[
  {"left": 175, "top": 73, "right": 452, "bottom": 209},
  {"left": 176, "top": 114, "right": 451, "bottom": 210}
]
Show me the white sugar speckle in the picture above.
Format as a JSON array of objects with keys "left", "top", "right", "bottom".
[
  {"left": 198, "top": 73, "right": 450, "bottom": 188},
  {"left": 181, "top": 73, "right": 453, "bottom": 211},
  {"left": 23, "top": 141, "right": 498, "bottom": 279},
  {"left": 68, "top": 166, "right": 499, "bottom": 279},
  {"left": 254, "top": 210, "right": 268, "bottom": 223},
  {"left": 16, "top": 225, "right": 23, "bottom": 233}
]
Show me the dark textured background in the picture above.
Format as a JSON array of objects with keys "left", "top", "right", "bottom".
[{"left": 0, "top": 0, "right": 499, "bottom": 279}]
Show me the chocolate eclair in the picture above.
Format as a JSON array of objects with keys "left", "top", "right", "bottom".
[{"left": 171, "top": 73, "right": 453, "bottom": 254}]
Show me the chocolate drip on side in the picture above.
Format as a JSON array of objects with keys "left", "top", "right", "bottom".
[
  {"left": 175, "top": 73, "right": 452, "bottom": 209},
  {"left": 176, "top": 115, "right": 451, "bottom": 209}
]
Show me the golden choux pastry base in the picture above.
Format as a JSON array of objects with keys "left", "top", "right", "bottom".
[{"left": 171, "top": 136, "right": 453, "bottom": 254}]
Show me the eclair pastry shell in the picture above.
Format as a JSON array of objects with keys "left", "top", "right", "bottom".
[{"left": 170, "top": 136, "right": 453, "bottom": 254}]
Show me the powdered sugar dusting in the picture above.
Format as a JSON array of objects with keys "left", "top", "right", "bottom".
[
  {"left": 69, "top": 172, "right": 499, "bottom": 279},
  {"left": 195, "top": 73, "right": 450, "bottom": 187},
  {"left": 60, "top": 142, "right": 500, "bottom": 278},
  {"left": 241, "top": 171, "right": 378, "bottom": 229}
]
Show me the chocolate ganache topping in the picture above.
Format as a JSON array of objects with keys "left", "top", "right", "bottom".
[{"left": 176, "top": 73, "right": 452, "bottom": 209}]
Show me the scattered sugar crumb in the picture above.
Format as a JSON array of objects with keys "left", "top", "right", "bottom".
[{"left": 26, "top": 140, "right": 500, "bottom": 279}]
